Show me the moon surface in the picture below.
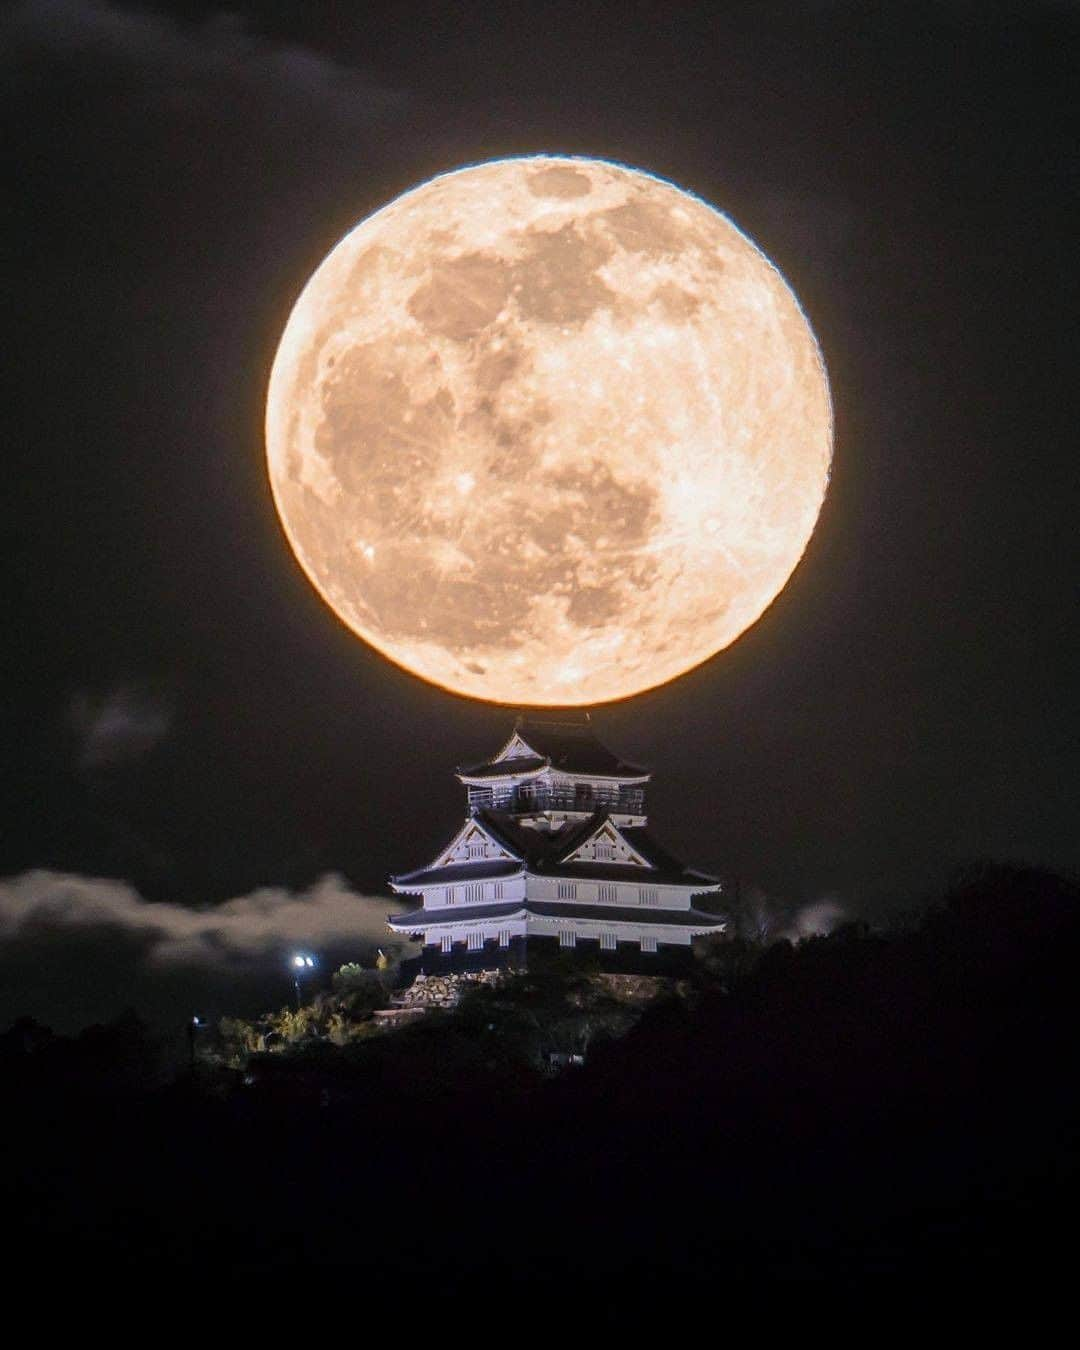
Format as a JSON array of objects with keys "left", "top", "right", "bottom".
[{"left": 266, "top": 156, "right": 831, "bottom": 705}]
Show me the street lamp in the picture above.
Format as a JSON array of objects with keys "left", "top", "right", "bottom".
[
  {"left": 187, "top": 1013, "right": 205, "bottom": 1073},
  {"left": 291, "top": 953, "right": 316, "bottom": 1009}
]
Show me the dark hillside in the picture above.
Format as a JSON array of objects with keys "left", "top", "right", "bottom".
[{"left": 3, "top": 865, "right": 1076, "bottom": 1297}]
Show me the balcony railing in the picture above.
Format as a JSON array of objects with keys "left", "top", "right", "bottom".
[{"left": 468, "top": 785, "right": 645, "bottom": 815}]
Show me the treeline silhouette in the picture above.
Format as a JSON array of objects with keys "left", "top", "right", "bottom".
[{"left": 2, "top": 863, "right": 1077, "bottom": 1296}]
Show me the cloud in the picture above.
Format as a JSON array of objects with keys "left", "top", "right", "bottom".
[
  {"left": 4, "top": 0, "right": 405, "bottom": 122},
  {"left": 0, "top": 870, "right": 412, "bottom": 1033},
  {"left": 0, "top": 868, "right": 414, "bottom": 1030},
  {"left": 68, "top": 682, "right": 173, "bottom": 769},
  {"left": 0, "top": 869, "right": 401, "bottom": 967}
]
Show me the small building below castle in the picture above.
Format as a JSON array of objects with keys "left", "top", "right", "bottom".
[{"left": 387, "top": 716, "right": 725, "bottom": 964}]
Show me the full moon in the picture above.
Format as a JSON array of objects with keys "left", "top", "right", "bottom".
[{"left": 266, "top": 156, "right": 831, "bottom": 705}]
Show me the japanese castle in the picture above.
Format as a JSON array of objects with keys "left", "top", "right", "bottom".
[{"left": 387, "top": 715, "right": 725, "bottom": 964}]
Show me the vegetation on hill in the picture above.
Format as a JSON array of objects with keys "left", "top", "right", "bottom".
[{"left": 1, "top": 863, "right": 1077, "bottom": 1294}]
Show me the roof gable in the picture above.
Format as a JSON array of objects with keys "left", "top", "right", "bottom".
[
  {"left": 493, "top": 732, "right": 542, "bottom": 763},
  {"left": 434, "top": 818, "right": 520, "bottom": 868},
  {"left": 559, "top": 819, "right": 653, "bottom": 869}
]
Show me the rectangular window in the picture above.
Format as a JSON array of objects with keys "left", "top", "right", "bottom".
[
  {"left": 640, "top": 935, "right": 658, "bottom": 954},
  {"left": 595, "top": 842, "right": 614, "bottom": 860},
  {"left": 446, "top": 887, "right": 456, "bottom": 906},
  {"left": 467, "top": 842, "right": 485, "bottom": 859},
  {"left": 600, "top": 932, "right": 617, "bottom": 951},
  {"left": 464, "top": 883, "right": 483, "bottom": 903},
  {"left": 557, "top": 882, "right": 577, "bottom": 900},
  {"left": 493, "top": 882, "right": 504, "bottom": 900},
  {"left": 599, "top": 883, "right": 617, "bottom": 903},
  {"left": 559, "top": 929, "right": 577, "bottom": 948},
  {"left": 440, "top": 934, "right": 453, "bottom": 954},
  {"left": 639, "top": 887, "right": 658, "bottom": 906},
  {"left": 498, "top": 929, "right": 511, "bottom": 948},
  {"left": 467, "top": 931, "right": 483, "bottom": 951}
]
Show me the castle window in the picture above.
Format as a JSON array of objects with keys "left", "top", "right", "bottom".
[
  {"left": 467, "top": 931, "right": 484, "bottom": 951},
  {"left": 493, "top": 882, "right": 504, "bottom": 900},
  {"left": 464, "top": 883, "right": 482, "bottom": 903},
  {"left": 467, "top": 841, "right": 485, "bottom": 859},
  {"left": 595, "top": 841, "right": 614, "bottom": 860},
  {"left": 440, "top": 935, "right": 453, "bottom": 954},
  {"left": 446, "top": 887, "right": 456, "bottom": 905},
  {"left": 599, "top": 883, "right": 617, "bottom": 902},
  {"left": 640, "top": 935, "right": 658, "bottom": 953},
  {"left": 559, "top": 929, "right": 577, "bottom": 948},
  {"left": 600, "top": 932, "right": 617, "bottom": 951},
  {"left": 557, "top": 882, "right": 577, "bottom": 900},
  {"left": 639, "top": 887, "right": 658, "bottom": 906}
]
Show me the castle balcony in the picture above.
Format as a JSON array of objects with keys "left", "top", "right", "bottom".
[{"left": 467, "top": 783, "right": 645, "bottom": 816}]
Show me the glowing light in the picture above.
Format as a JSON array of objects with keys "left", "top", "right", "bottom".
[{"left": 266, "top": 156, "right": 831, "bottom": 705}]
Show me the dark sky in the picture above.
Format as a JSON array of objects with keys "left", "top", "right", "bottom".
[{"left": 4, "top": 1, "right": 1078, "bottom": 1024}]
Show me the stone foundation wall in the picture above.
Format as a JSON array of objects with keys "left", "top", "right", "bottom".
[{"left": 393, "top": 969, "right": 505, "bottom": 1010}]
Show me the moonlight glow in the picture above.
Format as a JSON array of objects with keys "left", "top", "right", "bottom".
[{"left": 266, "top": 156, "right": 832, "bottom": 705}]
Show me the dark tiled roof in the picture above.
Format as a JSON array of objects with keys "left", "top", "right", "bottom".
[
  {"left": 471, "top": 810, "right": 720, "bottom": 887},
  {"left": 542, "top": 861, "right": 717, "bottom": 886},
  {"left": 619, "top": 827, "right": 689, "bottom": 872},
  {"left": 459, "top": 717, "right": 649, "bottom": 780},
  {"left": 477, "top": 804, "right": 599, "bottom": 858},
  {"left": 612, "top": 827, "right": 720, "bottom": 884},
  {"left": 390, "top": 860, "right": 524, "bottom": 888},
  {"left": 527, "top": 901, "right": 726, "bottom": 929},
  {"left": 392, "top": 812, "right": 719, "bottom": 893},
  {"left": 518, "top": 720, "right": 648, "bottom": 776},
  {"left": 387, "top": 900, "right": 724, "bottom": 932},
  {"left": 388, "top": 901, "right": 526, "bottom": 930}
]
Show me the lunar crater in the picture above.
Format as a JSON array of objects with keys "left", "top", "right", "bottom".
[{"left": 527, "top": 165, "right": 593, "bottom": 198}]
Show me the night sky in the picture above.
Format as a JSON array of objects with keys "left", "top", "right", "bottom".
[{"left": 5, "top": 1, "right": 1078, "bottom": 1027}]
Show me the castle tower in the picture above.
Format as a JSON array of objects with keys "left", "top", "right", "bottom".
[{"left": 386, "top": 715, "right": 725, "bottom": 964}]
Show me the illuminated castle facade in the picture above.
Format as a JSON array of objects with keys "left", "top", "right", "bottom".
[{"left": 387, "top": 716, "right": 725, "bottom": 963}]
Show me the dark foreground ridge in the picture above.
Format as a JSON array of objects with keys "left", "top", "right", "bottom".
[{"left": 2, "top": 864, "right": 1077, "bottom": 1301}]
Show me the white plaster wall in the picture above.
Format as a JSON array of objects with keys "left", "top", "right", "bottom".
[
  {"left": 416, "top": 917, "right": 706, "bottom": 948},
  {"left": 524, "top": 875, "right": 696, "bottom": 910}
]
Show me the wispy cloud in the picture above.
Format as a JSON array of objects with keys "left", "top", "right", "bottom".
[
  {"left": 0, "top": 870, "right": 411, "bottom": 1031},
  {"left": 0, "top": 869, "right": 401, "bottom": 967},
  {"left": 4, "top": 1, "right": 406, "bottom": 122},
  {"left": 68, "top": 682, "right": 173, "bottom": 769}
]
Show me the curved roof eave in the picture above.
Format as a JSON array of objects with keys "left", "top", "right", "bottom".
[{"left": 456, "top": 763, "right": 550, "bottom": 785}]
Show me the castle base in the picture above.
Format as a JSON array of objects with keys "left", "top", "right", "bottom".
[{"left": 399, "top": 934, "right": 697, "bottom": 981}]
